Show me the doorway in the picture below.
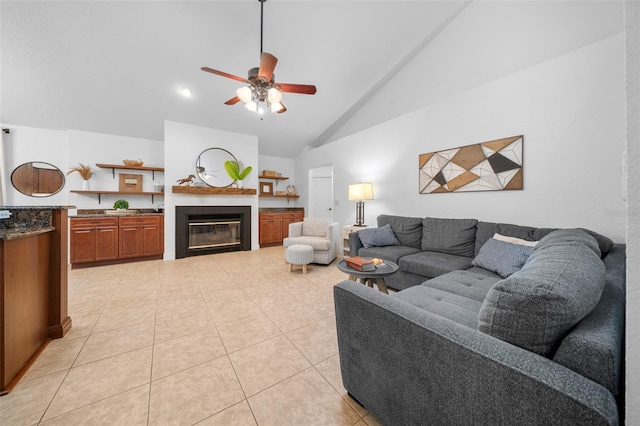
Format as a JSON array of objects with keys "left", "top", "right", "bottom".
[{"left": 308, "top": 164, "right": 333, "bottom": 222}]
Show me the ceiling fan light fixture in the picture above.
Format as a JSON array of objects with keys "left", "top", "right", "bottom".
[
  {"left": 267, "top": 87, "right": 282, "bottom": 104},
  {"left": 245, "top": 101, "right": 257, "bottom": 112},
  {"left": 270, "top": 101, "right": 284, "bottom": 113},
  {"left": 236, "top": 86, "right": 253, "bottom": 103}
]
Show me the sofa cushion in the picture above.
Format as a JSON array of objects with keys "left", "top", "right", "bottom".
[
  {"left": 358, "top": 245, "right": 422, "bottom": 264},
  {"left": 377, "top": 215, "right": 423, "bottom": 249},
  {"left": 472, "top": 237, "right": 535, "bottom": 278},
  {"left": 478, "top": 229, "right": 606, "bottom": 357},
  {"left": 422, "top": 269, "right": 502, "bottom": 303},
  {"left": 475, "top": 221, "right": 614, "bottom": 258},
  {"left": 393, "top": 284, "right": 483, "bottom": 329},
  {"left": 357, "top": 223, "right": 400, "bottom": 248},
  {"left": 399, "top": 251, "right": 473, "bottom": 279},
  {"left": 421, "top": 217, "right": 477, "bottom": 258},
  {"left": 475, "top": 221, "right": 550, "bottom": 257},
  {"left": 302, "top": 217, "right": 327, "bottom": 237}
]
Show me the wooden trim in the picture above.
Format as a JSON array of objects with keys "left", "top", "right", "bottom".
[
  {"left": 49, "top": 209, "right": 71, "bottom": 339},
  {"left": 171, "top": 186, "right": 257, "bottom": 195}
]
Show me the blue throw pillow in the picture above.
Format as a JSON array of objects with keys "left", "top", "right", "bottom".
[
  {"left": 358, "top": 224, "right": 400, "bottom": 248},
  {"left": 472, "top": 237, "right": 534, "bottom": 278}
]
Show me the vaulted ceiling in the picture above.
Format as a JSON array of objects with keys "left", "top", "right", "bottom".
[{"left": 0, "top": 1, "right": 467, "bottom": 158}]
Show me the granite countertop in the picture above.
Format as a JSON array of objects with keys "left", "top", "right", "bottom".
[
  {"left": 259, "top": 207, "right": 304, "bottom": 213},
  {"left": 0, "top": 226, "right": 55, "bottom": 241},
  {"left": 0, "top": 206, "right": 75, "bottom": 210},
  {"left": 71, "top": 209, "right": 164, "bottom": 218}
]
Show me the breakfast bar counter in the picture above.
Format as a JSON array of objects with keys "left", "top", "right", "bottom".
[{"left": 0, "top": 205, "right": 73, "bottom": 395}]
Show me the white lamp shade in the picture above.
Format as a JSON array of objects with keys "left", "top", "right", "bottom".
[
  {"left": 267, "top": 87, "right": 283, "bottom": 104},
  {"left": 236, "top": 86, "right": 253, "bottom": 103},
  {"left": 270, "top": 101, "right": 284, "bottom": 113},
  {"left": 245, "top": 101, "right": 257, "bottom": 112},
  {"left": 348, "top": 182, "right": 374, "bottom": 201}
]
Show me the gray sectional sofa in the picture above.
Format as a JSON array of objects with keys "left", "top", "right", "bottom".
[{"left": 335, "top": 215, "right": 625, "bottom": 425}]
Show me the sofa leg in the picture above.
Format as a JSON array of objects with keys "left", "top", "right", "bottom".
[
  {"left": 288, "top": 263, "right": 292, "bottom": 272},
  {"left": 347, "top": 391, "right": 366, "bottom": 409}
]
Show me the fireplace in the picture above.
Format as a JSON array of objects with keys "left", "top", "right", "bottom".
[{"left": 176, "top": 206, "right": 251, "bottom": 258}]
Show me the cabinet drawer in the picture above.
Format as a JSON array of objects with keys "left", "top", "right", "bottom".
[
  {"left": 70, "top": 217, "right": 118, "bottom": 228},
  {"left": 282, "top": 212, "right": 303, "bottom": 220},
  {"left": 119, "top": 216, "right": 161, "bottom": 226},
  {"left": 259, "top": 213, "right": 281, "bottom": 221}
]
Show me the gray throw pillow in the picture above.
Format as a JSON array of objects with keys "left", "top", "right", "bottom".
[
  {"left": 472, "top": 238, "right": 534, "bottom": 278},
  {"left": 358, "top": 224, "right": 400, "bottom": 248},
  {"left": 478, "top": 229, "right": 606, "bottom": 357}
]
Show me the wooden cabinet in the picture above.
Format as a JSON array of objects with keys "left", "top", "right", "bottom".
[
  {"left": 70, "top": 217, "right": 119, "bottom": 264},
  {"left": 118, "top": 216, "right": 163, "bottom": 258},
  {"left": 259, "top": 211, "right": 304, "bottom": 246},
  {"left": 259, "top": 213, "right": 283, "bottom": 246},
  {"left": 70, "top": 215, "right": 163, "bottom": 267},
  {"left": 282, "top": 211, "right": 304, "bottom": 239}
]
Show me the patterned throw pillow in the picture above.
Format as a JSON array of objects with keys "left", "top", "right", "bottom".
[
  {"left": 358, "top": 224, "right": 400, "bottom": 248},
  {"left": 472, "top": 237, "right": 534, "bottom": 278}
]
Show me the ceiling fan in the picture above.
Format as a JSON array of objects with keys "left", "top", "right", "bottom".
[{"left": 201, "top": 0, "right": 317, "bottom": 115}]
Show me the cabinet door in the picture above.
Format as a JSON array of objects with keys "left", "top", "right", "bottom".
[
  {"left": 281, "top": 212, "right": 302, "bottom": 240},
  {"left": 95, "top": 226, "right": 119, "bottom": 261},
  {"left": 259, "top": 213, "right": 282, "bottom": 245},
  {"left": 268, "top": 220, "right": 282, "bottom": 243},
  {"left": 119, "top": 226, "right": 140, "bottom": 258},
  {"left": 70, "top": 227, "right": 95, "bottom": 263},
  {"left": 140, "top": 224, "right": 161, "bottom": 256}
]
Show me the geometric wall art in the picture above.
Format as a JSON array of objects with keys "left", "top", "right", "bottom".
[{"left": 419, "top": 135, "right": 523, "bottom": 194}]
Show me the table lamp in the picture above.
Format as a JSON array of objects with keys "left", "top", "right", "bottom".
[{"left": 348, "top": 182, "right": 374, "bottom": 226}]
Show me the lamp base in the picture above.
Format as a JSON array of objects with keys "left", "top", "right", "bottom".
[{"left": 352, "top": 224, "right": 367, "bottom": 227}]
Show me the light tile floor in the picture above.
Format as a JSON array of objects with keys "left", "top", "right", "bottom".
[{"left": 0, "top": 247, "right": 383, "bottom": 426}]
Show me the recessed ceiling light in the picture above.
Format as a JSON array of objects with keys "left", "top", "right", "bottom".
[{"left": 178, "top": 87, "right": 192, "bottom": 97}]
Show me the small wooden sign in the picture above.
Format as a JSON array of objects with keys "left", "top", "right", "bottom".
[{"left": 119, "top": 173, "right": 143, "bottom": 192}]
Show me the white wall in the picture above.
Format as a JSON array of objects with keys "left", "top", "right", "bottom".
[
  {"left": 67, "top": 130, "right": 163, "bottom": 210},
  {"left": 0, "top": 124, "right": 69, "bottom": 206},
  {"left": 257, "top": 154, "right": 299, "bottom": 209},
  {"left": 625, "top": 0, "right": 640, "bottom": 423},
  {"left": 297, "top": 34, "right": 626, "bottom": 243},
  {"left": 164, "top": 120, "right": 259, "bottom": 259}
]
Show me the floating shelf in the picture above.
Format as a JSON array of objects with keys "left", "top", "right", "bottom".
[
  {"left": 96, "top": 163, "right": 165, "bottom": 180},
  {"left": 171, "top": 186, "right": 257, "bottom": 195},
  {"left": 258, "top": 175, "right": 289, "bottom": 181},
  {"left": 70, "top": 190, "right": 164, "bottom": 204}
]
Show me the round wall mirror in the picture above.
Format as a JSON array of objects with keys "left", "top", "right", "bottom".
[
  {"left": 196, "top": 148, "right": 237, "bottom": 188},
  {"left": 11, "top": 162, "right": 65, "bottom": 197}
]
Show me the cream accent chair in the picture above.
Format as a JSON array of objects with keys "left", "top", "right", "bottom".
[{"left": 283, "top": 218, "right": 341, "bottom": 265}]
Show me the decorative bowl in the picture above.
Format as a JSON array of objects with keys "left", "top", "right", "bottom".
[{"left": 123, "top": 159, "right": 144, "bottom": 167}]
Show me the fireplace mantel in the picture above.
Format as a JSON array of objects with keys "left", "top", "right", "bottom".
[{"left": 172, "top": 186, "right": 256, "bottom": 195}]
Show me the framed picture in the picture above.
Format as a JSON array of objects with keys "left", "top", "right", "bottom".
[{"left": 260, "top": 181, "right": 273, "bottom": 195}]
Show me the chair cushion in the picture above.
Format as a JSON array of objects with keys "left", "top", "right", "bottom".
[
  {"left": 421, "top": 217, "right": 478, "bottom": 258},
  {"left": 472, "top": 237, "right": 535, "bottom": 278},
  {"left": 283, "top": 236, "right": 331, "bottom": 251},
  {"left": 478, "top": 229, "right": 606, "bottom": 357},
  {"left": 302, "top": 218, "right": 327, "bottom": 237},
  {"left": 357, "top": 224, "right": 400, "bottom": 248}
]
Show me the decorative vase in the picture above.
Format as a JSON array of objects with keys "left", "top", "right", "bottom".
[{"left": 82, "top": 180, "right": 90, "bottom": 191}]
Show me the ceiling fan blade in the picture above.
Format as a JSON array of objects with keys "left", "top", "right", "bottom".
[
  {"left": 225, "top": 96, "right": 241, "bottom": 105},
  {"left": 201, "top": 67, "right": 250, "bottom": 83},
  {"left": 277, "top": 83, "right": 317, "bottom": 95},
  {"left": 277, "top": 102, "right": 287, "bottom": 114},
  {"left": 258, "top": 53, "right": 278, "bottom": 82}
]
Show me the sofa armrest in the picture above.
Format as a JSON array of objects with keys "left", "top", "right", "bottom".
[
  {"left": 288, "top": 222, "right": 303, "bottom": 238},
  {"left": 348, "top": 231, "right": 364, "bottom": 257},
  {"left": 334, "top": 281, "right": 619, "bottom": 426}
]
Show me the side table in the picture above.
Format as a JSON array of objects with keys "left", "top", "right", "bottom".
[
  {"left": 336, "top": 259, "right": 399, "bottom": 294},
  {"left": 342, "top": 225, "right": 366, "bottom": 257}
]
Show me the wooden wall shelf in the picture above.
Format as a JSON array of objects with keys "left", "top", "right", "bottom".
[
  {"left": 96, "top": 163, "right": 164, "bottom": 179},
  {"left": 258, "top": 174, "right": 289, "bottom": 181},
  {"left": 259, "top": 194, "right": 299, "bottom": 199},
  {"left": 70, "top": 190, "right": 163, "bottom": 204},
  {"left": 171, "top": 186, "right": 257, "bottom": 195}
]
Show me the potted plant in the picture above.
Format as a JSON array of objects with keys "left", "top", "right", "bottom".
[
  {"left": 224, "top": 160, "right": 253, "bottom": 188},
  {"left": 113, "top": 199, "right": 129, "bottom": 211},
  {"left": 67, "top": 163, "right": 94, "bottom": 190}
]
